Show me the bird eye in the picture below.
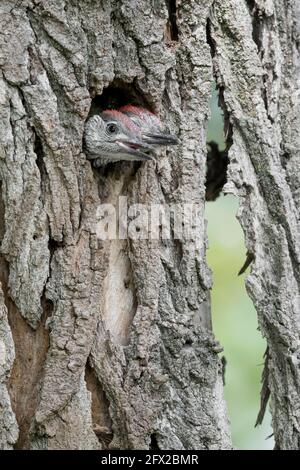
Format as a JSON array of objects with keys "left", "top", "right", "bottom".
[{"left": 106, "top": 123, "right": 118, "bottom": 134}]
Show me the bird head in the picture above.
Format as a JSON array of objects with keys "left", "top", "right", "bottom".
[
  {"left": 84, "top": 110, "right": 153, "bottom": 163},
  {"left": 119, "top": 105, "right": 179, "bottom": 147},
  {"left": 84, "top": 106, "right": 179, "bottom": 165}
]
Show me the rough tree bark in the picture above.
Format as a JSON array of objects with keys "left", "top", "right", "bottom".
[
  {"left": 0, "top": 0, "right": 298, "bottom": 451},
  {"left": 209, "top": 0, "right": 300, "bottom": 449}
]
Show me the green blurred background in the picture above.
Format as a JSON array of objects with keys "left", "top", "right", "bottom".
[{"left": 205, "top": 89, "right": 274, "bottom": 449}]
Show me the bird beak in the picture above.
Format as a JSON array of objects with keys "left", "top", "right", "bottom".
[
  {"left": 141, "top": 132, "right": 180, "bottom": 146},
  {"left": 117, "top": 138, "right": 154, "bottom": 161}
]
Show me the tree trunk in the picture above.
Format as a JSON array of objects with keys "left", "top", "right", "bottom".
[
  {"left": 209, "top": 0, "right": 300, "bottom": 450},
  {"left": 0, "top": 0, "right": 298, "bottom": 451}
]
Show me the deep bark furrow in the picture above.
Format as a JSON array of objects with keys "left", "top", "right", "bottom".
[{"left": 210, "top": 0, "right": 300, "bottom": 449}]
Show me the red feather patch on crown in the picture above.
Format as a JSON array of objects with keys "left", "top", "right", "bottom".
[
  {"left": 119, "top": 105, "right": 163, "bottom": 131},
  {"left": 101, "top": 109, "right": 140, "bottom": 134},
  {"left": 119, "top": 105, "right": 157, "bottom": 119}
]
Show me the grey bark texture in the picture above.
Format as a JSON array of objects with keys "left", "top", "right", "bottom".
[
  {"left": 0, "top": 0, "right": 298, "bottom": 451},
  {"left": 209, "top": 0, "right": 300, "bottom": 450}
]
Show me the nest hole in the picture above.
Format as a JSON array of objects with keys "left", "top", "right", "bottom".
[
  {"left": 87, "top": 81, "right": 155, "bottom": 177},
  {"left": 89, "top": 81, "right": 154, "bottom": 117}
]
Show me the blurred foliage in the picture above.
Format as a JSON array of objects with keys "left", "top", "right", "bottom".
[{"left": 205, "top": 88, "right": 274, "bottom": 449}]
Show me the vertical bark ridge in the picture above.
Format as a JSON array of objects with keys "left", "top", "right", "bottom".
[{"left": 210, "top": 0, "right": 300, "bottom": 449}]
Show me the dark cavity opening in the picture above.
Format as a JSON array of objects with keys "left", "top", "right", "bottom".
[
  {"left": 150, "top": 433, "right": 160, "bottom": 450},
  {"left": 165, "top": 0, "right": 179, "bottom": 42},
  {"left": 245, "top": 0, "right": 263, "bottom": 52},
  {"left": 205, "top": 20, "right": 232, "bottom": 201},
  {"left": 85, "top": 362, "right": 113, "bottom": 448},
  {"left": 89, "top": 81, "right": 153, "bottom": 117},
  {"left": 86, "top": 81, "right": 155, "bottom": 176},
  {"left": 205, "top": 85, "right": 231, "bottom": 201}
]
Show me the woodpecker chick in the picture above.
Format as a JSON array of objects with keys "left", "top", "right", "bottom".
[
  {"left": 84, "top": 106, "right": 179, "bottom": 166},
  {"left": 84, "top": 110, "right": 153, "bottom": 165},
  {"left": 120, "top": 105, "right": 179, "bottom": 147}
]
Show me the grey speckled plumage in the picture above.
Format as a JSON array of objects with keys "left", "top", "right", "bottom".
[{"left": 84, "top": 108, "right": 179, "bottom": 166}]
